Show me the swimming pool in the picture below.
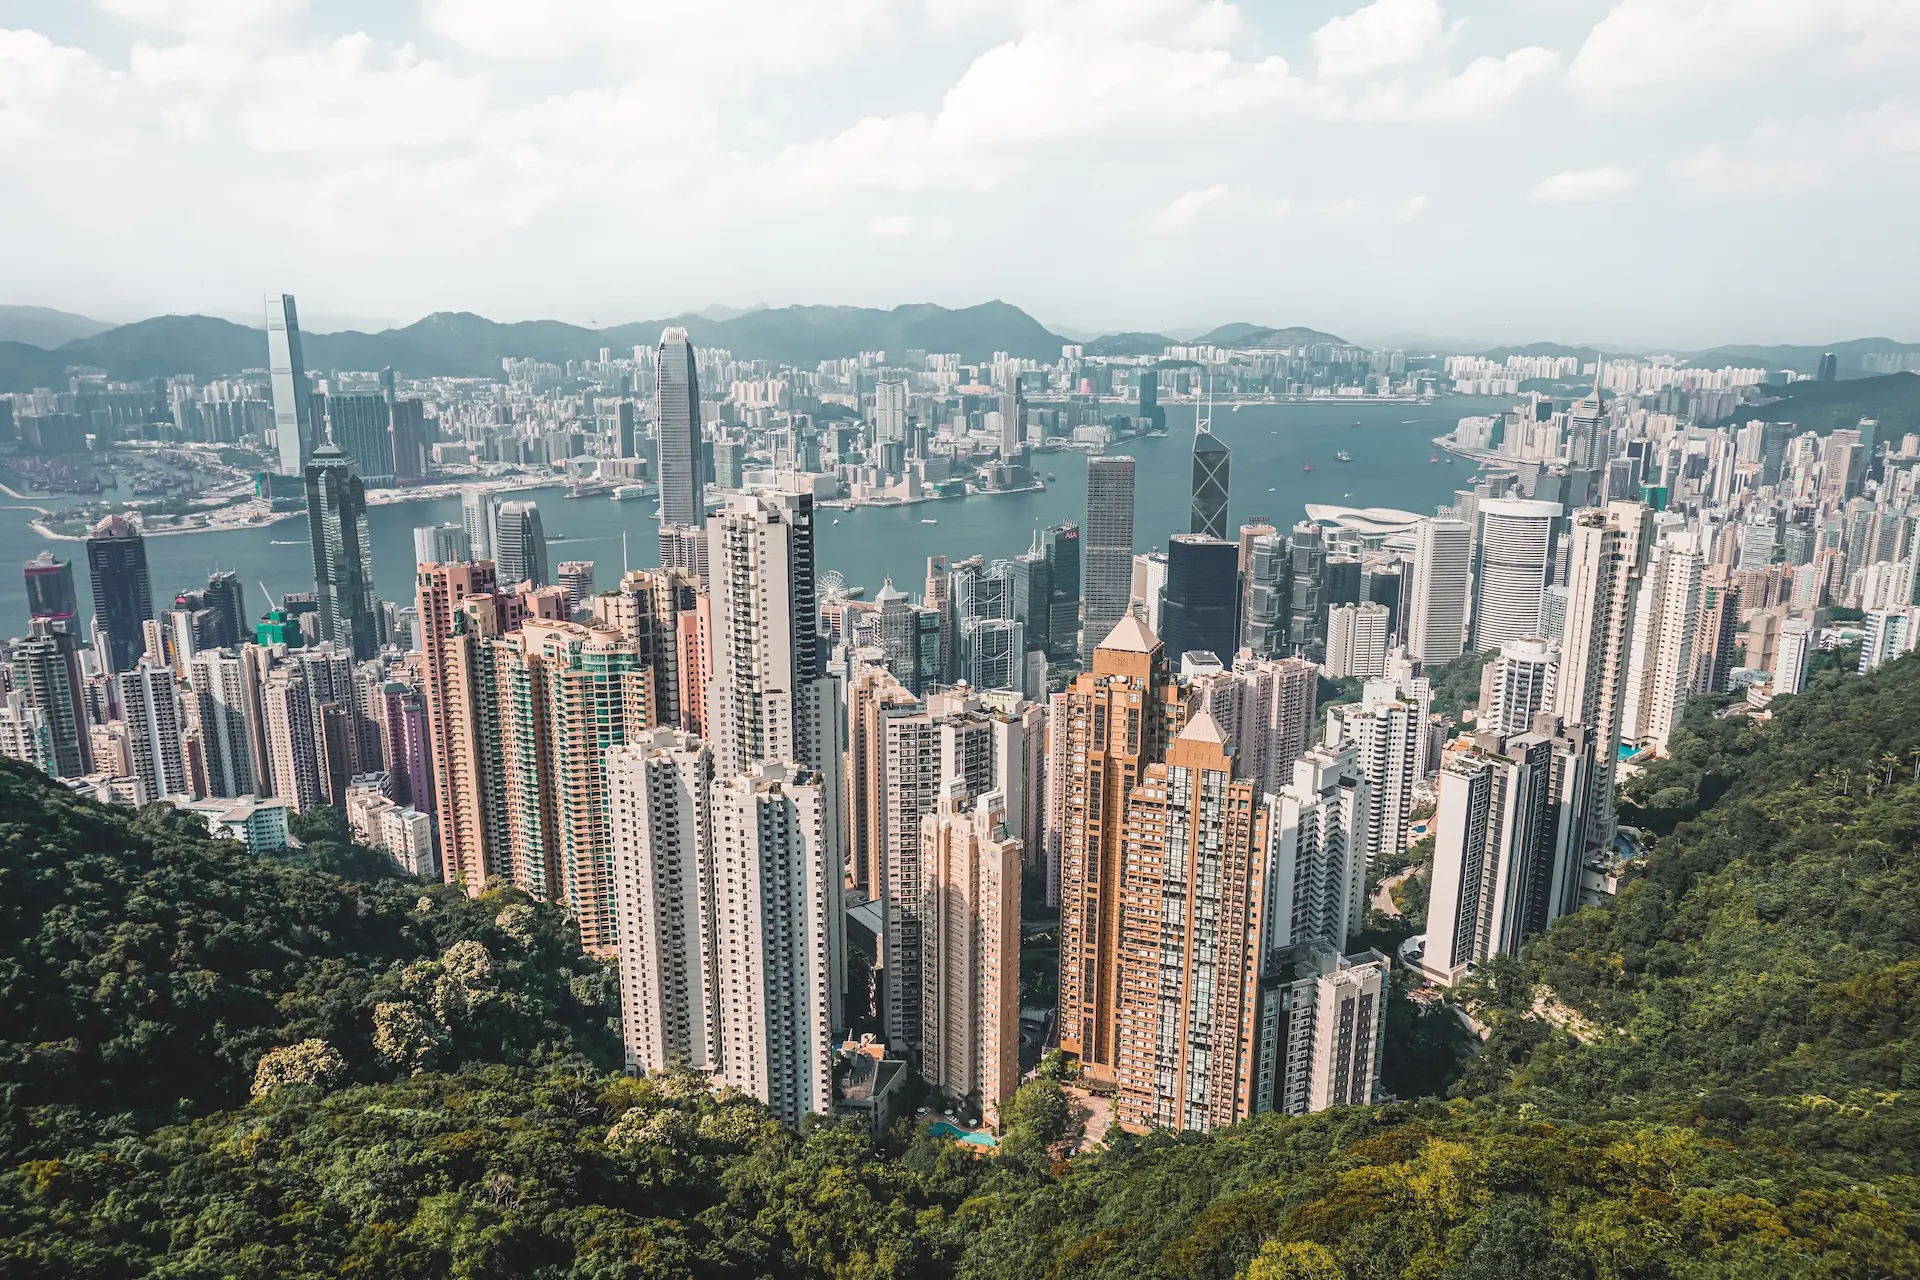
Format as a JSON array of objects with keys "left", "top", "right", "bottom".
[{"left": 929, "top": 1121, "right": 998, "bottom": 1148}]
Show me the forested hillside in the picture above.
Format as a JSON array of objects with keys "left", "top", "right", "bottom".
[{"left": 5, "top": 654, "right": 1920, "bottom": 1276}]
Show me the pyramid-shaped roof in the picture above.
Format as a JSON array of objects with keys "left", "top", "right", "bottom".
[{"left": 1098, "top": 613, "right": 1160, "bottom": 654}]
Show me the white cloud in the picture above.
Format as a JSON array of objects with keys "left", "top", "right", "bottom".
[
  {"left": 1669, "top": 100, "right": 1920, "bottom": 197},
  {"left": 774, "top": 29, "right": 1319, "bottom": 192},
  {"left": 98, "top": 0, "right": 307, "bottom": 39},
  {"left": 422, "top": 0, "right": 910, "bottom": 72},
  {"left": 1569, "top": 0, "right": 1920, "bottom": 98},
  {"left": 1346, "top": 45, "right": 1558, "bottom": 122},
  {"left": 0, "top": 0, "right": 1915, "bottom": 345},
  {"left": 1530, "top": 165, "right": 1639, "bottom": 202},
  {"left": 1153, "top": 185, "right": 1228, "bottom": 232},
  {"left": 1311, "top": 0, "right": 1454, "bottom": 78}
]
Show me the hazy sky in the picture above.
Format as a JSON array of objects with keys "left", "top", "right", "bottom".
[{"left": 3, "top": 0, "right": 1918, "bottom": 348}]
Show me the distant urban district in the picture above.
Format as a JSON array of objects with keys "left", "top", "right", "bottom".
[{"left": 3, "top": 294, "right": 1920, "bottom": 1277}]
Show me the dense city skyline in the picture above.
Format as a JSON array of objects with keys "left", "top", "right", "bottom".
[
  {"left": 5, "top": 1, "right": 1919, "bottom": 346},
  {"left": 5, "top": 275, "right": 1903, "bottom": 1142}
]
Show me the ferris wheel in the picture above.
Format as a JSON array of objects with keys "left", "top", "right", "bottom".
[{"left": 819, "top": 569, "right": 849, "bottom": 601}]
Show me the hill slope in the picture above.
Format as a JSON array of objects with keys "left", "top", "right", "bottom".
[
  {"left": 1705, "top": 370, "right": 1920, "bottom": 436},
  {"left": 0, "top": 306, "right": 111, "bottom": 348},
  {"left": 0, "top": 759, "right": 617, "bottom": 1130}
]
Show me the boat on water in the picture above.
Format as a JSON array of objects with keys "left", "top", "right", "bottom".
[
  {"left": 1335, "top": 450, "right": 1352, "bottom": 462},
  {"left": 832, "top": 518, "right": 840, "bottom": 525},
  {"left": 921, "top": 518, "right": 938, "bottom": 525},
  {"left": 270, "top": 539, "right": 302, "bottom": 546},
  {"left": 1430, "top": 456, "right": 1440, "bottom": 463},
  {"left": 610, "top": 483, "right": 651, "bottom": 501},
  {"left": 1046, "top": 472, "right": 1057, "bottom": 482},
  {"left": 1303, "top": 464, "right": 1313, "bottom": 472}
]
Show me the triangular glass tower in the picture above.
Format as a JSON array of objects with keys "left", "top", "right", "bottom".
[{"left": 1190, "top": 428, "right": 1231, "bottom": 540}]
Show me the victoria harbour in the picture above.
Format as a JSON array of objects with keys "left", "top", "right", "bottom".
[{"left": 0, "top": 399, "right": 1501, "bottom": 629}]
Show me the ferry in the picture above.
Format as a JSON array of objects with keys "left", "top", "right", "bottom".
[
  {"left": 1335, "top": 450, "right": 1352, "bottom": 462},
  {"left": 270, "top": 539, "right": 302, "bottom": 546},
  {"left": 610, "top": 484, "right": 651, "bottom": 501},
  {"left": 921, "top": 518, "right": 939, "bottom": 525}
]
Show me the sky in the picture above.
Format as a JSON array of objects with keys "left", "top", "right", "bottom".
[{"left": 2, "top": 0, "right": 1919, "bottom": 349}]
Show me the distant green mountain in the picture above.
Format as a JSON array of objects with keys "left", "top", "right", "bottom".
[
  {"left": 0, "top": 301, "right": 1074, "bottom": 390},
  {"left": 1083, "top": 331, "right": 1179, "bottom": 358},
  {"left": 1695, "top": 336, "right": 1920, "bottom": 377},
  {"left": 0, "top": 305, "right": 111, "bottom": 348},
  {"left": 1705, "top": 370, "right": 1920, "bottom": 435},
  {"left": 1195, "top": 322, "right": 1347, "bottom": 347},
  {"left": 1476, "top": 341, "right": 1609, "bottom": 364}
]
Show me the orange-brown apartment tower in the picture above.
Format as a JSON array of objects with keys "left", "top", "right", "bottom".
[{"left": 1056, "top": 614, "right": 1184, "bottom": 1083}]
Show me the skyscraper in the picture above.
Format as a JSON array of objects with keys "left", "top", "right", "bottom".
[
  {"left": 1044, "top": 521, "right": 1081, "bottom": 661},
  {"left": 117, "top": 660, "right": 186, "bottom": 805},
  {"left": 1325, "top": 602, "right": 1390, "bottom": 679},
  {"left": 609, "top": 726, "right": 718, "bottom": 1076},
  {"left": 656, "top": 327, "right": 705, "bottom": 556},
  {"left": 703, "top": 490, "right": 836, "bottom": 780},
  {"left": 1243, "top": 532, "right": 1289, "bottom": 657},
  {"left": 460, "top": 489, "right": 496, "bottom": 561},
  {"left": 11, "top": 618, "right": 91, "bottom": 778},
  {"left": 1287, "top": 521, "right": 1327, "bottom": 654},
  {"left": 326, "top": 393, "right": 395, "bottom": 482},
  {"left": 413, "top": 523, "right": 472, "bottom": 566},
  {"left": 874, "top": 377, "right": 909, "bottom": 446},
  {"left": 390, "top": 397, "right": 428, "bottom": 479},
  {"left": 1470, "top": 499, "right": 1561, "bottom": 652},
  {"left": 998, "top": 368, "right": 1025, "bottom": 458},
  {"left": 1408, "top": 516, "right": 1471, "bottom": 664},
  {"left": 417, "top": 560, "right": 508, "bottom": 891},
  {"left": 494, "top": 501, "right": 549, "bottom": 588},
  {"left": 1620, "top": 530, "right": 1701, "bottom": 754},
  {"left": 187, "top": 650, "right": 260, "bottom": 799},
  {"left": 709, "top": 760, "right": 843, "bottom": 1127},
  {"left": 1081, "top": 456, "right": 1136, "bottom": 661},
  {"left": 1010, "top": 533, "right": 1054, "bottom": 660},
  {"left": 1058, "top": 615, "right": 1184, "bottom": 1082},
  {"left": 1691, "top": 566, "right": 1740, "bottom": 695},
  {"left": 1161, "top": 534, "right": 1240, "bottom": 663},
  {"left": 305, "top": 441, "right": 380, "bottom": 661},
  {"left": 491, "top": 619, "right": 652, "bottom": 950},
  {"left": 1328, "top": 693, "right": 1421, "bottom": 865},
  {"left": 1114, "top": 711, "right": 1277, "bottom": 1132},
  {"left": 557, "top": 561, "right": 596, "bottom": 615},
  {"left": 86, "top": 514, "right": 153, "bottom": 675},
  {"left": 266, "top": 294, "right": 313, "bottom": 477},
  {"left": 1555, "top": 501, "right": 1652, "bottom": 849},
  {"left": 1480, "top": 636, "right": 1560, "bottom": 735},
  {"left": 24, "top": 552, "right": 76, "bottom": 623},
  {"left": 1420, "top": 723, "right": 1595, "bottom": 986},
  {"left": 1190, "top": 428, "right": 1231, "bottom": 540},
  {"left": 920, "top": 784, "right": 1022, "bottom": 1126}
]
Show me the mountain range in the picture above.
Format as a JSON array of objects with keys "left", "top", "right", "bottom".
[
  {"left": 0, "top": 299, "right": 1914, "bottom": 392},
  {"left": 0, "top": 302, "right": 1080, "bottom": 392}
]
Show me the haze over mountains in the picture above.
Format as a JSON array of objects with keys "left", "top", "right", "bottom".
[{"left": 0, "top": 301, "right": 1915, "bottom": 394}]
